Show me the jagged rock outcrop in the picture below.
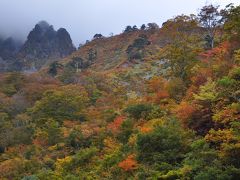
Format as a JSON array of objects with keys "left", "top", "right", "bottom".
[
  {"left": 18, "top": 21, "right": 76, "bottom": 70},
  {"left": 0, "top": 21, "right": 76, "bottom": 72},
  {"left": 56, "top": 28, "right": 76, "bottom": 57}
]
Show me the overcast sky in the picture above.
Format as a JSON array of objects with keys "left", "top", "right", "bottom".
[{"left": 0, "top": 0, "right": 239, "bottom": 46}]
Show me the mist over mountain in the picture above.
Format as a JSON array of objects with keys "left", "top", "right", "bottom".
[
  {"left": 18, "top": 21, "right": 76, "bottom": 69},
  {"left": 0, "top": 21, "right": 75, "bottom": 71},
  {"left": 0, "top": 37, "right": 22, "bottom": 58},
  {"left": 0, "top": 0, "right": 239, "bottom": 46},
  {"left": 0, "top": 36, "right": 23, "bottom": 71}
]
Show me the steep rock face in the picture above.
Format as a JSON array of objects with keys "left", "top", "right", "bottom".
[
  {"left": 18, "top": 21, "right": 76, "bottom": 70},
  {"left": 56, "top": 28, "right": 76, "bottom": 57}
]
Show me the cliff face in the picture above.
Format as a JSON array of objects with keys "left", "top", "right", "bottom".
[
  {"left": 18, "top": 21, "right": 76, "bottom": 70},
  {"left": 0, "top": 21, "right": 76, "bottom": 72},
  {"left": 56, "top": 28, "right": 76, "bottom": 57}
]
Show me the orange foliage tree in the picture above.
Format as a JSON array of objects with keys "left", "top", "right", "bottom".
[
  {"left": 108, "top": 116, "right": 126, "bottom": 134},
  {"left": 118, "top": 154, "right": 138, "bottom": 171},
  {"left": 175, "top": 101, "right": 196, "bottom": 127}
]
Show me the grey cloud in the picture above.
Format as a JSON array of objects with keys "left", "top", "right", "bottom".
[{"left": 0, "top": 0, "right": 239, "bottom": 46}]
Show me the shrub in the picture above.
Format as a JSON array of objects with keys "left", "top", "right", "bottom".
[
  {"left": 136, "top": 119, "right": 188, "bottom": 165},
  {"left": 124, "top": 104, "right": 153, "bottom": 120}
]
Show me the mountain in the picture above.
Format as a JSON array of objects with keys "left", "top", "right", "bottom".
[
  {"left": 0, "top": 4, "right": 240, "bottom": 179},
  {"left": 50, "top": 18, "right": 202, "bottom": 83},
  {"left": 0, "top": 21, "right": 76, "bottom": 72},
  {"left": 18, "top": 21, "right": 76, "bottom": 70},
  {"left": 54, "top": 27, "right": 162, "bottom": 79}
]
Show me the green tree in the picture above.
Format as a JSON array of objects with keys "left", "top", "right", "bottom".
[
  {"left": 0, "top": 72, "right": 25, "bottom": 96},
  {"left": 136, "top": 119, "right": 190, "bottom": 166},
  {"left": 46, "top": 119, "right": 63, "bottom": 145},
  {"left": 124, "top": 104, "right": 153, "bottom": 120},
  {"left": 30, "top": 85, "right": 89, "bottom": 123},
  {"left": 48, "top": 61, "right": 63, "bottom": 76},
  {"left": 224, "top": 5, "right": 240, "bottom": 40}
]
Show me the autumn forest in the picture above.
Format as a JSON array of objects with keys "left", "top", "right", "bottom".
[{"left": 0, "top": 3, "right": 240, "bottom": 180}]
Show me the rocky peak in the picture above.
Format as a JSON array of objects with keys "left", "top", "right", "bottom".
[
  {"left": 56, "top": 28, "right": 76, "bottom": 57},
  {"left": 18, "top": 21, "right": 76, "bottom": 70},
  {"left": 24, "top": 21, "right": 55, "bottom": 45},
  {"left": 37, "top": 20, "right": 50, "bottom": 31}
]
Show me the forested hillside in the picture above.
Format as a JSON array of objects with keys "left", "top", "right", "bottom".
[{"left": 0, "top": 4, "right": 240, "bottom": 179}]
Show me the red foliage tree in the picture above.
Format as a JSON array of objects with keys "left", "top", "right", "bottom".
[{"left": 107, "top": 116, "right": 126, "bottom": 133}]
